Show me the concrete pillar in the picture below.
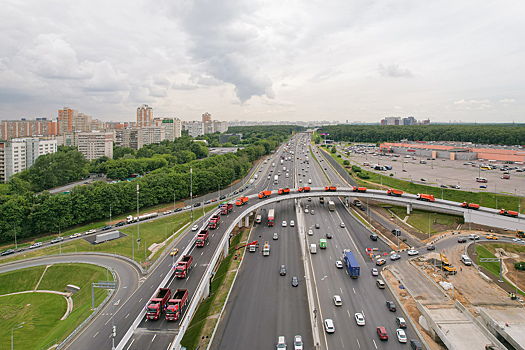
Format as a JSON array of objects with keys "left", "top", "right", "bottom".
[
  {"left": 407, "top": 203, "right": 412, "bottom": 215},
  {"left": 245, "top": 215, "right": 250, "bottom": 227},
  {"left": 202, "top": 277, "right": 210, "bottom": 299},
  {"left": 223, "top": 238, "right": 229, "bottom": 258},
  {"left": 239, "top": 220, "right": 242, "bottom": 228}
]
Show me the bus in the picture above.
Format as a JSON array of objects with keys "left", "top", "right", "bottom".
[{"left": 268, "top": 209, "right": 275, "bottom": 226}]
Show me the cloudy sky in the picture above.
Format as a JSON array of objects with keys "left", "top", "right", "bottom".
[{"left": 1, "top": 0, "right": 523, "bottom": 123}]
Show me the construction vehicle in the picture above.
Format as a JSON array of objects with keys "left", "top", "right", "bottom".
[
  {"left": 298, "top": 186, "right": 310, "bottom": 192},
  {"left": 146, "top": 288, "right": 171, "bottom": 320},
  {"left": 499, "top": 208, "right": 518, "bottom": 217},
  {"left": 440, "top": 253, "right": 457, "bottom": 275},
  {"left": 235, "top": 196, "right": 249, "bottom": 206},
  {"left": 165, "top": 289, "right": 188, "bottom": 322},
  {"left": 220, "top": 203, "right": 233, "bottom": 215},
  {"left": 352, "top": 186, "right": 367, "bottom": 193},
  {"left": 462, "top": 202, "right": 480, "bottom": 210},
  {"left": 174, "top": 255, "right": 193, "bottom": 278},
  {"left": 258, "top": 190, "right": 272, "bottom": 199},
  {"left": 195, "top": 229, "right": 209, "bottom": 247},
  {"left": 208, "top": 214, "right": 220, "bottom": 229},
  {"left": 267, "top": 209, "right": 275, "bottom": 226},
  {"left": 278, "top": 188, "right": 290, "bottom": 195},
  {"left": 417, "top": 193, "right": 435, "bottom": 202},
  {"left": 262, "top": 241, "right": 270, "bottom": 256},
  {"left": 325, "top": 186, "right": 337, "bottom": 192},
  {"left": 517, "top": 230, "right": 525, "bottom": 238},
  {"left": 387, "top": 189, "right": 403, "bottom": 197}
]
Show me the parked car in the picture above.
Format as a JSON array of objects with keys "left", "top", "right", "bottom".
[
  {"left": 194, "top": 202, "right": 201, "bottom": 207},
  {"left": 0, "top": 249, "right": 15, "bottom": 256},
  {"left": 219, "top": 195, "right": 226, "bottom": 200}
]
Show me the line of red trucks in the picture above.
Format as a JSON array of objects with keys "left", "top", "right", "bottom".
[
  {"left": 417, "top": 193, "right": 435, "bottom": 202},
  {"left": 196, "top": 229, "right": 209, "bottom": 247},
  {"left": 235, "top": 196, "right": 249, "bottom": 206},
  {"left": 352, "top": 186, "right": 367, "bottom": 193},
  {"left": 208, "top": 214, "right": 220, "bottom": 229},
  {"left": 220, "top": 203, "right": 233, "bottom": 215},
  {"left": 462, "top": 202, "right": 480, "bottom": 210},
  {"left": 174, "top": 255, "right": 193, "bottom": 278},
  {"left": 146, "top": 287, "right": 189, "bottom": 322},
  {"left": 278, "top": 188, "right": 290, "bottom": 195}
]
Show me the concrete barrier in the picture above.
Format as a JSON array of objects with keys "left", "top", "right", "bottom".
[{"left": 416, "top": 301, "right": 457, "bottom": 350}]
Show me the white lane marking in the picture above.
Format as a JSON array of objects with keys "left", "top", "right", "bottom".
[
  {"left": 166, "top": 343, "right": 172, "bottom": 350},
  {"left": 152, "top": 334, "right": 157, "bottom": 342},
  {"left": 201, "top": 252, "right": 204, "bottom": 255},
  {"left": 362, "top": 310, "right": 365, "bottom": 318},
  {"left": 159, "top": 274, "right": 163, "bottom": 278},
  {"left": 373, "top": 339, "right": 378, "bottom": 349},
  {"left": 126, "top": 339, "right": 135, "bottom": 350},
  {"left": 150, "top": 285, "right": 154, "bottom": 289},
  {"left": 329, "top": 256, "right": 332, "bottom": 261},
  {"left": 126, "top": 313, "right": 130, "bottom": 319},
  {"left": 356, "top": 338, "right": 361, "bottom": 348},
  {"left": 93, "top": 332, "right": 99, "bottom": 338},
  {"left": 139, "top": 298, "right": 142, "bottom": 303},
  {"left": 353, "top": 287, "right": 356, "bottom": 294},
  {"left": 347, "top": 310, "right": 351, "bottom": 318},
  {"left": 340, "top": 287, "right": 343, "bottom": 294}
]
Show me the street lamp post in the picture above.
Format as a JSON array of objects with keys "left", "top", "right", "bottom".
[
  {"left": 174, "top": 191, "right": 176, "bottom": 211},
  {"left": 11, "top": 322, "right": 24, "bottom": 350},
  {"left": 190, "top": 168, "right": 193, "bottom": 223},
  {"left": 14, "top": 224, "right": 17, "bottom": 250},
  {"left": 137, "top": 184, "right": 140, "bottom": 251}
]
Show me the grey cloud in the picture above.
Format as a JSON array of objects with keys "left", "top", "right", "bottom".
[{"left": 378, "top": 63, "right": 415, "bottom": 78}]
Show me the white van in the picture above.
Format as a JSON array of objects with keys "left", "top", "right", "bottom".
[
  {"left": 286, "top": 173, "right": 289, "bottom": 178},
  {"left": 461, "top": 255, "right": 472, "bottom": 266},
  {"left": 310, "top": 244, "right": 317, "bottom": 254},
  {"left": 308, "top": 179, "right": 312, "bottom": 184}
]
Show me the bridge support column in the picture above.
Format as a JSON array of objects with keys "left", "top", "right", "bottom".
[
  {"left": 223, "top": 238, "right": 229, "bottom": 258},
  {"left": 245, "top": 215, "right": 250, "bottom": 227},
  {"left": 202, "top": 276, "right": 210, "bottom": 299},
  {"left": 239, "top": 219, "right": 242, "bottom": 228},
  {"left": 407, "top": 203, "right": 412, "bottom": 215}
]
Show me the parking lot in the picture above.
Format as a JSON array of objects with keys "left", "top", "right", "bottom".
[{"left": 344, "top": 147, "right": 525, "bottom": 195}]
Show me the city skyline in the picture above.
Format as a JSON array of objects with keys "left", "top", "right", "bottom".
[{"left": 0, "top": 1, "right": 523, "bottom": 123}]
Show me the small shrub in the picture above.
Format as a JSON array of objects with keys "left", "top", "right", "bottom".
[
  {"left": 343, "top": 160, "right": 350, "bottom": 166},
  {"left": 515, "top": 262, "right": 525, "bottom": 271}
]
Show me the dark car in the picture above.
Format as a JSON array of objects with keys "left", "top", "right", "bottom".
[
  {"left": 427, "top": 245, "right": 436, "bottom": 250},
  {"left": 326, "top": 233, "right": 333, "bottom": 239},
  {"left": 115, "top": 221, "right": 126, "bottom": 227},
  {"left": 410, "top": 339, "right": 423, "bottom": 350},
  {"left": 280, "top": 265, "right": 286, "bottom": 276},
  {"left": 219, "top": 195, "right": 226, "bottom": 200},
  {"left": 370, "top": 234, "right": 378, "bottom": 241},
  {"left": 1, "top": 249, "right": 15, "bottom": 256},
  {"left": 386, "top": 301, "right": 397, "bottom": 312},
  {"left": 101, "top": 225, "right": 112, "bottom": 231},
  {"left": 315, "top": 224, "right": 320, "bottom": 229},
  {"left": 457, "top": 236, "right": 467, "bottom": 243},
  {"left": 194, "top": 202, "right": 201, "bottom": 207},
  {"left": 50, "top": 237, "right": 64, "bottom": 244},
  {"left": 396, "top": 317, "right": 407, "bottom": 328},
  {"left": 239, "top": 188, "right": 244, "bottom": 192},
  {"left": 291, "top": 276, "right": 298, "bottom": 287},
  {"left": 391, "top": 228, "right": 401, "bottom": 236},
  {"left": 233, "top": 191, "right": 238, "bottom": 195},
  {"left": 174, "top": 208, "right": 182, "bottom": 212}
]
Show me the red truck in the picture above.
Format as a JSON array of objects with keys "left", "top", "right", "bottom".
[
  {"left": 278, "top": 188, "right": 290, "bottom": 195},
  {"left": 235, "top": 196, "right": 249, "bottom": 206},
  {"left": 258, "top": 190, "right": 272, "bottom": 199},
  {"left": 298, "top": 186, "right": 311, "bottom": 192},
  {"left": 325, "top": 186, "right": 337, "bottom": 192},
  {"left": 462, "top": 202, "right": 480, "bottom": 210},
  {"left": 499, "top": 209, "right": 518, "bottom": 217},
  {"left": 220, "top": 203, "right": 233, "bottom": 215},
  {"left": 417, "top": 193, "right": 435, "bottom": 202},
  {"left": 196, "top": 229, "right": 209, "bottom": 247},
  {"left": 174, "top": 255, "right": 193, "bottom": 278},
  {"left": 387, "top": 189, "right": 403, "bottom": 197},
  {"left": 352, "top": 186, "right": 367, "bottom": 193},
  {"left": 165, "top": 289, "right": 189, "bottom": 322},
  {"left": 209, "top": 214, "right": 220, "bottom": 229},
  {"left": 146, "top": 288, "right": 171, "bottom": 320}
]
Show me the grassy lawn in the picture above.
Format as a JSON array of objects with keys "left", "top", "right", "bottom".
[
  {"left": 386, "top": 205, "right": 463, "bottom": 235},
  {"left": 0, "top": 263, "right": 111, "bottom": 349},
  {"left": 476, "top": 245, "right": 501, "bottom": 277},
  {"left": 0, "top": 205, "right": 217, "bottom": 267},
  {"left": 0, "top": 266, "right": 46, "bottom": 295},
  {"left": 329, "top": 152, "right": 524, "bottom": 212}
]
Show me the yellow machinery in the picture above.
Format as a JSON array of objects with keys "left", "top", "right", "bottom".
[{"left": 440, "top": 253, "right": 457, "bottom": 275}]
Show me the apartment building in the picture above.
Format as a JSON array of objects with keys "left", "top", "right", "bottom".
[
  {"left": 137, "top": 104, "right": 153, "bottom": 128},
  {"left": 142, "top": 126, "right": 165, "bottom": 145},
  {"left": 76, "top": 131, "right": 114, "bottom": 160},
  {"left": 161, "top": 118, "right": 182, "bottom": 141},
  {"left": 114, "top": 128, "right": 144, "bottom": 150},
  {"left": 0, "top": 118, "right": 59, "bottom": 140}
]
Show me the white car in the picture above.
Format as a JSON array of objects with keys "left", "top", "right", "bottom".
[
  {"left": 305, "top": 208, "right": 309, "bottom": 213},
  {"left": 29, "top": 242, "right": 43, "bottom": 249},
  {"left": 333, "top": 295, "right": 342, "bottom": 306},
  {"left": 290, "top": 220, "right": 295, "bottom": 227},
  {"left": 371, "top": 268, "right": 379, "bottom": 276},
  {"left": 308, "top": 230, "right": 313, "bottom": 236},
  {"left": 282, "top": 221, "right": 287, "bottom": 227},
  {"left": 192, "top": 225, "right": 199, "bottom": 231},
  {"left": 86, "top": 229, "right": 97, "bottom": 235},
  {"left": 293, "top": 335, "right": 303, "bottom": 350},
  {"left": 396, "top": 328, "right": 407, "bottom": 343},
  {"left": 335, "top": 261, "right": 343, "bottom": 269},
  {"left": 277, "top": 336, "right": 286, "bottom": 349},
  {"left": 163, "top": 210, "right": 172, "bottom": 215},
  {"left": 324, "top": 319, "right": 335, "bottom": 333},
  {"left": 407, "top": 249, "right": 419, "bottom": 256},
  {"left": 354, "top": 312, "right": 365, "bottom": 326},
  {"left": 70, "top": 232, "right": 82, "bottom": 239}
]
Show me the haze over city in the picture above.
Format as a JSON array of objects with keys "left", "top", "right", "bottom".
[{"left": 1, "top": 0, "right": 523, "bottom": 123}]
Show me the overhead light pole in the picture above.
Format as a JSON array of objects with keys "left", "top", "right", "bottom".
[
  {"left": 137, "top": 184, "right": 140, "bottom": 251},
  {"left": 190, "top": 168, "right": 193, "bottom": 223},
  {"left": 11, "top": 322, "right": 24, "bottom": 350},
  {"left": 429, "top": 213, "right": 437, "bottom": 240}
]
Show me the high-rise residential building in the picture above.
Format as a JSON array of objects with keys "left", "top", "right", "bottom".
[
  {"left": 202, "top": 112, "right": 212, "bottom": 123},
  {"left": 72, "top": 113, "right": 92, "bottom": 132},
  {"left": 58, "top": 107, "right": 78, "bottom": 134},
  {"left": 76, "top": 131, "right": 114, "bottom": 160},
  {"left": 0, "top": 118, "right": 59, "bottom": 140},
  {"left": 162, "top": 118, "right": 182, "bottom": 141},
  {"left": 182, "top": 121, "right": 204, "bottom": 138},
  {"left": 115, "top": 129, "right": 144, "bottom": 150},
  {"left": 56, "top": 132, "right": 76, "bottom": 147},
  {"left": 214, "top": 120, "right": 228, "bottom": 133},
  {"left": 137, "top": 104, "right": 153, "bottom": 128},
  {"left": 402, "top": 116, "right": 416, "bottom": 125},
  {"left": 0, "top": 138, "right": 57, "bottom": 182},
  {"left": 142, "top": 126, "right": 166, "bottom": 145}
]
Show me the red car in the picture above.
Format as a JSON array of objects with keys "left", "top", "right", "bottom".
[{"left": 377, "top": 326, "right": 388, "bottom": 340}]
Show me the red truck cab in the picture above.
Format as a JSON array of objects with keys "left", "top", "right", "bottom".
[{"left": 146, "top": 288, "right": 171, "bottom": 320}]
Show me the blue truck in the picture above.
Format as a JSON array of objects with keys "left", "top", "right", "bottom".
[{"left": 343, "top": 249, "right": 360, "bottom": 278}]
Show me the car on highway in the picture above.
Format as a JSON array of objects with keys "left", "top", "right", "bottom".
[
  {"left": 377, "top": 326, "right": 388, "bottom": 340},
  {"left": 390, "top": 254, "right": 401, "bottom": 260},
  {"left": 396, "top": 317, "right": 407, "bottom": 328},
  {"left": 410, "top": 339, "right": 423, "bottom": 350},
  {"left": 324, "top": 319, "right": 335, "bottom": 333},
  {"left": 371, "top": 268, "right": 379, "bottom": 276},
  {"left": 427, "top": 245, "right": 436, "bottom": 250},
  {"left": 290, "top": 220, "right": 295, "bottom": 227},
  {"left": 513, "top": 238, "right": 524, "bottom": 243},
  {"left": 115, "top": 221, "right": 125, "bottom": 227},
  {"left": 174, "top": 208, "right": 182, "bottom": 212},
  {"left": 304, "top": 208, "right": 309, "bottom": 213},
  {"left": 340, "top": 222, "right": 345, "bottom": 228},
  {"left": 308, "top": 229, "right": 313, "bottom": 236},
  {"left": 280, "top": 265, "right": 286, "bottom": 276},
  {"left": 50, "top": 237, "right": 64, "bottom": 244},
  {"left": 163, "top": 210, "right": 172, "bottom": 215},
  {"left": 293, "top": 335, "right": 303, "bottom": 350},
  {"left": 291, "top": 276, "right": 298, "bottom": 287},
  {"left": 386, "top": 301, "right": 397, "bottom": 311},
  {"left": 170, "top": 248, "right": 178, "bottom": 256},
  {"left": 239, "top": 188, "right": 244, "bottom": 192},
  {"left": 277, "top": 335, "right": 286, "bottom": 349},
  {"left": 407, "top": 249, "right": 419, "bottom": 256},
  {"left": 333, "top": 295, "right": 342, "bottom": 306},
  {"left": 308, "top": 197, "right": 312, "bottom": 201},
  {"left": 86, "top": 229, "right": 97, "bottom": 235},
  {"left": 335, "top": 261, "right": 343, "bottom": 269},
  {"left": 184, "top": 205, "right": 191, "bottom": 210},
  {"left": 212, "top": 198, "right": 218, "bottom": 202},
  {"left": 420, "top": 178, "right": 426, "bottom": 181},
  {"left": 469, "top": 234, "right": 480, "bottom": 240},
  {"left": 204, "top": 200, "right": 211, "bottom": 204},
  {"left": 101, "top": 225, "right": 112, "bottom": 231},
  {"left": 282, "top": 221, "right": 287, "bottom": 227},
  {"left": 1, "top": 249, "right": 15, "bottom": 256},
  {"left": 233, "top": 191, "right": 238, "bottom": 195},
  {"left": 487, "top": 235, "right": 499, "bottom": 240},
  {"left": 354, "top": 312, "right": 365, "bottom": 326},
  {"left": 370, "top": 234, "right": 378, "bottom": 241},
  {"left": 273, "top": 233, "right": 279, "bottom": 240},
  {"left": 326, "top": 233, "right": 332, "bottom": 239},
  {"left": 70, "top": 232, "right": 82, "bottom": 239},
  {"left": 192, "top": 225, "right": 199, "bottom": 231},
  {"left": 457, "top": 236, "right": 467, "bottom": 243},
  {"left": 480, "top": 185, "right": 487, "bottom": 189},
  {"left": 310, "top": 209, "right": 314, "bottom": 215},
  {"left": 315, "top": 224, "right": 320, "bottom": 229},
  {"left": 29, "top": 242, "right": 43, "bottom": 249},
  {"left": 376, "top": 258, "right": 386, "bottom": 266},
  {"left": 219, "top": 195, "right": 226, "bottom": 200},
  {"left": 396, "top": 329, "right": 407, "bottom": 343},
  {"left": 194, "top": 202, "right": 201, "bottom": 207}
]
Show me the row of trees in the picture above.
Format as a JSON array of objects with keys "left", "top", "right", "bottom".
[{"left": 318, "top": 124, "right": 525, "bottom": 145}]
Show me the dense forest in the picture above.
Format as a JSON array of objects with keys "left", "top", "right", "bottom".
[
  {"left": 317, "top": 124, "right": 525, "bottom": 145},
  {"left": 0, "top": 125, "right": 301, "bottom": 243}
]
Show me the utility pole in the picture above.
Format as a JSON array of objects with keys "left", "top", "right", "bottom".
[
  {"left": 190, "top": 168, "right": 193, "bottom": 223},
  {"left": 137, "top": 184, "right": 140, "bottom": 251}
]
